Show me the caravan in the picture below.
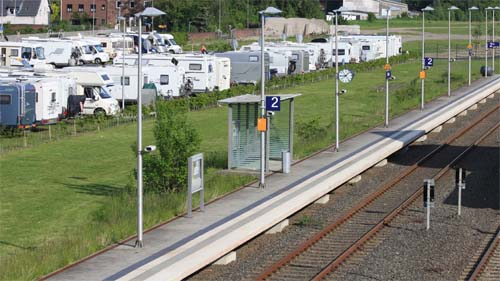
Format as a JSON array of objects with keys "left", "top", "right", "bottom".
[
  {"left": 0, "top": 42, "right": 46, "bottom": 67},
  {"left": 0, "top": 81, "right": 36, "bottom": 128},
  {"left": 215, "top": 51, "right": 270, "bottom": 85}
]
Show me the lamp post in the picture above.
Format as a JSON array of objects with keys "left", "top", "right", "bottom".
[
  {"left": 134, "top": 7, "right": 165, "bottom": 248},
  {"left": 468, "top": 6, "right": 479, "bottom": 86},
  {"left": 447, "top": 5, "right": 459, "bottom": 97},
  {"left": 258, "top": 6, "right": 281, "bottom": 189},
  {"left": 492, "top": 7, "right": 499, "bottom": 73},
  {"left": 92, "top": 0, "right": 95, "bottom": 35},
  {"left": 117, "top": 15, "right": 126, "bottom": 110},
  {"left": 421, "top": 6, "right": 433, "bottom": 110},
  {"left": 485, "top": 7, "right": 493, "bottom": 78},
  {"left": 384, "top": 7, "right": 398, "bottom": 127}
]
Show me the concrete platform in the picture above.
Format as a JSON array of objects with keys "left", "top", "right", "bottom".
[{"left": 45, "top": 76, "right": 500, "bottom": 281}]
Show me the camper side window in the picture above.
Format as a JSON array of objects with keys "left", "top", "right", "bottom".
[
  {"left": 189, "top": 64, "right": 202, "bottom": 71},
  {"left": 362, "top": 46, "right": 370, "bottom": 51},
  {"left": 249, "top": 56, "right": 259, "bottom": 62},
  {"left": 101, "top": 74, "right": 111, "bottom": 81},
  {"left": 0, "top": 94, "right": 11, "bottom": 104},
  {"left": 10, "top": 49, "right": 19, "bottom": 57},
  {"left": 334, "top": 49, "right": 346, "bottom": 55},
  {"left": 121, "top": 77, "right": 130, "bottom": 85},
  {"left": 160, "top": 75, "right": 169, "bottom": 85},
  {"left": 51, "top": 92, "right": 56, "bottom": 102},
  {"left": 84, "top": 87, "right": 94, "bottom": 99}
]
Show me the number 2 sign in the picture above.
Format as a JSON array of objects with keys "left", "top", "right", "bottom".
[
  {"left": 424, "top": 57, "right": 433, "bottom": 67},
  {"left": 266, "top": 96, "right": 281, "bottom": 111}
]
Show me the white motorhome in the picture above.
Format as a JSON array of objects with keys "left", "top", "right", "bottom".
[
  {"left": 0, "top": 42, "right": 46, "bottom": 67},
  {"left": 22, "top": 38, "right": 79, "bottom": 67},
  {"left": 158, "top": 33, "right": 183, "bottom": 54},
  {"left": 49, "top": 69, "right": 120, "bottom": 116},
  {"left": 83, "top": 38, "right": 110, "bottom": 64}
]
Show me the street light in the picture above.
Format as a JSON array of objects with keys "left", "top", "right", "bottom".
[
  {"left": 485, "top": 7, "right": 493, "bottom": 78},
  {"left": 330, "top": 6, "right": 349, "bottom": 151},
  {"left": 92, "top": 0, "right": 95, "bottom": 35},
  {"left": 117, "top": 15, "right": 126, "bottom": 111},
  {"left": 134, "top": 6, "right": 166, "bottom": 248},
  {"left": 258, "top": 6, "right": 281, "bottom": 189},
  {"left": 421, "top": 6, "right": 433, "bottom": 110},
  {"left": 384, "top": 7, "right": 399, "bottom": 128},
  {"left": 492, "top": 7, "right": 499, "bottom": 73},
  {"left": 447, "top": 5, "right": 459, "bottom": 97},
  {"left": 468, "top": 6, "right": 479, "bottom": 86}
]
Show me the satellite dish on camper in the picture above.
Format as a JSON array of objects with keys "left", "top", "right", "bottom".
[
  {"left": 281, "top": 33, "right": 287, "bottom": 41},
  {"left": 230, "top": 39, "right": 239, "bottom": 51},
  {"left": 296, "top": 34, "right": 303, "bottom": 44}
]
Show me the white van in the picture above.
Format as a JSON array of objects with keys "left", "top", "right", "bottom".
[{"left": 0, "top": 42, "right": 46, "bottom": 67}]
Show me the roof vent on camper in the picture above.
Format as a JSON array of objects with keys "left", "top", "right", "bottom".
[
  {"left": 296, "top": 34, "right": 303, "bottom": 44},
  {"left": 171, "top": 58, "right": 178, "bottom": 66}
]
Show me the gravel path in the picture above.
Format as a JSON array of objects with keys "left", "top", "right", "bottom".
[{"left": 187, "top": 93, "right": 498, "bottom": 281}]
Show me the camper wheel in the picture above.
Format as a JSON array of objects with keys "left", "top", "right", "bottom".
[
  {"left": 94, "top": 108, "right": 106, "bottom": 117},
  {"left": 169, "top": 50, "right": 175, "bottom": 54},
  {"left": 95, "top": 58, "right": 102, "bottom": 64}
]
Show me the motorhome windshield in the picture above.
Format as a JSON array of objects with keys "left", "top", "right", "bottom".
[
  {"left": 82, "top": 45, "right": 93, "bottom": 54},
  {"left": 97, "top": 87, "right": 112, "bottom": 99},
  {"left": 21, "top": 47, "right": 32, "bottom": 59},
  {"left": 35, "top": 47, "right": 45, "bottom": 59},
  {"left": 94, "top": 45, "right": 105, "bottom": 52},
  {"left": 169, "top": 39, "right": 178, "bottom": 46}
]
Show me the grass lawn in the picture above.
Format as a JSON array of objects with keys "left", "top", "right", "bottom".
[{"left": 0, "top": 53, "right": 488, "bottom": 279}]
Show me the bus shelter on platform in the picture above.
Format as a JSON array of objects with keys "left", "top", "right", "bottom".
[{"left": 218, "top": 94, "right": 300, "bottom": 172}]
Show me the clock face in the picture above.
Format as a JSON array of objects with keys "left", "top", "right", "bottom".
[{"left": 339, "top": 69, "right": 353, "bottom": 83}]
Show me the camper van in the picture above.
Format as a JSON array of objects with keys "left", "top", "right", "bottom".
[
  {"left": 158, "top": 33, "right": 183, "bottom": 54},
  {"left": 0, "top": 42, "right": 46, "bottom": 67},
  {"left": 22, "top": 38, "right": 79, "bottom": 67},
  {"left": 215, "top": 51, "right": 270, "bottom": 85},
  {"left": 44, "top": 69, "right": 120, "bottom": 116},
  {"left": 83, "top": 38, "right": 110, "bottom": 64},
  {"left": 0, "top": 81, "right": 37, "bottom": 128}
]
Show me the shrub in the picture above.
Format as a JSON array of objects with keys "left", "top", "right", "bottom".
[
  {"left": 141, "top": 102, "right": 200, "bottom": 193},
  {"left": 297, "top": 117, "right": 327, "bottom": 142}
]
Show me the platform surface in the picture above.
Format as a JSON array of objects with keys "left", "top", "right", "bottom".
[{"left": 47, "top": 76, "right": 500, "bottom": 281}]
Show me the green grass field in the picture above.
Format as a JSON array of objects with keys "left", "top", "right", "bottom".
[{"left": 0, "top": 50, "right": 490, "bottom": 279}]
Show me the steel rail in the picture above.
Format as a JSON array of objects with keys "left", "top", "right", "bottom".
[
  {"left": 468, "top": 227, "right": 500, "bottom": 281},
  {"left": 313, "top": 121, "right": 499, "bottom": 280},
  {"left": 257, "top": 105, "right": 499, "bottom": 281}
]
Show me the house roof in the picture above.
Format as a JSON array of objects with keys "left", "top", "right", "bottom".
[{"left": 0, "top": 0, "right": 43, "bottom": 17}]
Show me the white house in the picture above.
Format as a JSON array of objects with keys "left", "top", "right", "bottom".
[
  {"left": 0, "top": 0, "right": 50, "bottom": 26},
  {"left": 327, "top": 0, "right": 408, "bottom": 20}
]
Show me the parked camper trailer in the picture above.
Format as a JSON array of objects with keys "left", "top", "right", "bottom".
[
  {"left": 0, "top": 82, "right": 36, "bottom": 128},
  {"left": 215, "top": 51, "right": 270, "bottom": 85},
  {"left": 22, "top": 38, "right": 79, "bottom": 67},
  {"left": 99, "top": 35, "right": 134, "bottom": 58},
  {"left": 0, "top": 42, "right": 46, "bottom": 67}
]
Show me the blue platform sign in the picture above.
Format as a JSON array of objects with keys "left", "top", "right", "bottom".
[
  {"left": 487, "top": 41, "right": 500, "bottom": 49},
  {"left": 424, "top": 57, "right": 434, "bottom": 67},
  {"left": 385, "top": 70, "right": 392, "bottom": 79},
  {"left": 266, "top": 96, "right": 281, "bottom": 111}
]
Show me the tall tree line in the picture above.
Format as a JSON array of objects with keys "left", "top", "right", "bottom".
[
  {"left": 153, "top": 0, "right": 324, "bottom": 32},
  {"left": 403, "top": 0, "right": 500, "bottom": 21}
]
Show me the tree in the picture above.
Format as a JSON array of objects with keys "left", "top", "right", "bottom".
[
  {"left": 50, "top": 1, "right": 60, "bottom": 23},
  {"left": 141, "top": 102, "right": 200, "bottom": 193}
]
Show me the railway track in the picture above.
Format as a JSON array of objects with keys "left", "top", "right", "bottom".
[
  {"left": 466, "top": 227, "right": 500, "bottom": 281},
  {"left": 256, "top": 105, "right": 499, "bottom": 281}
]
